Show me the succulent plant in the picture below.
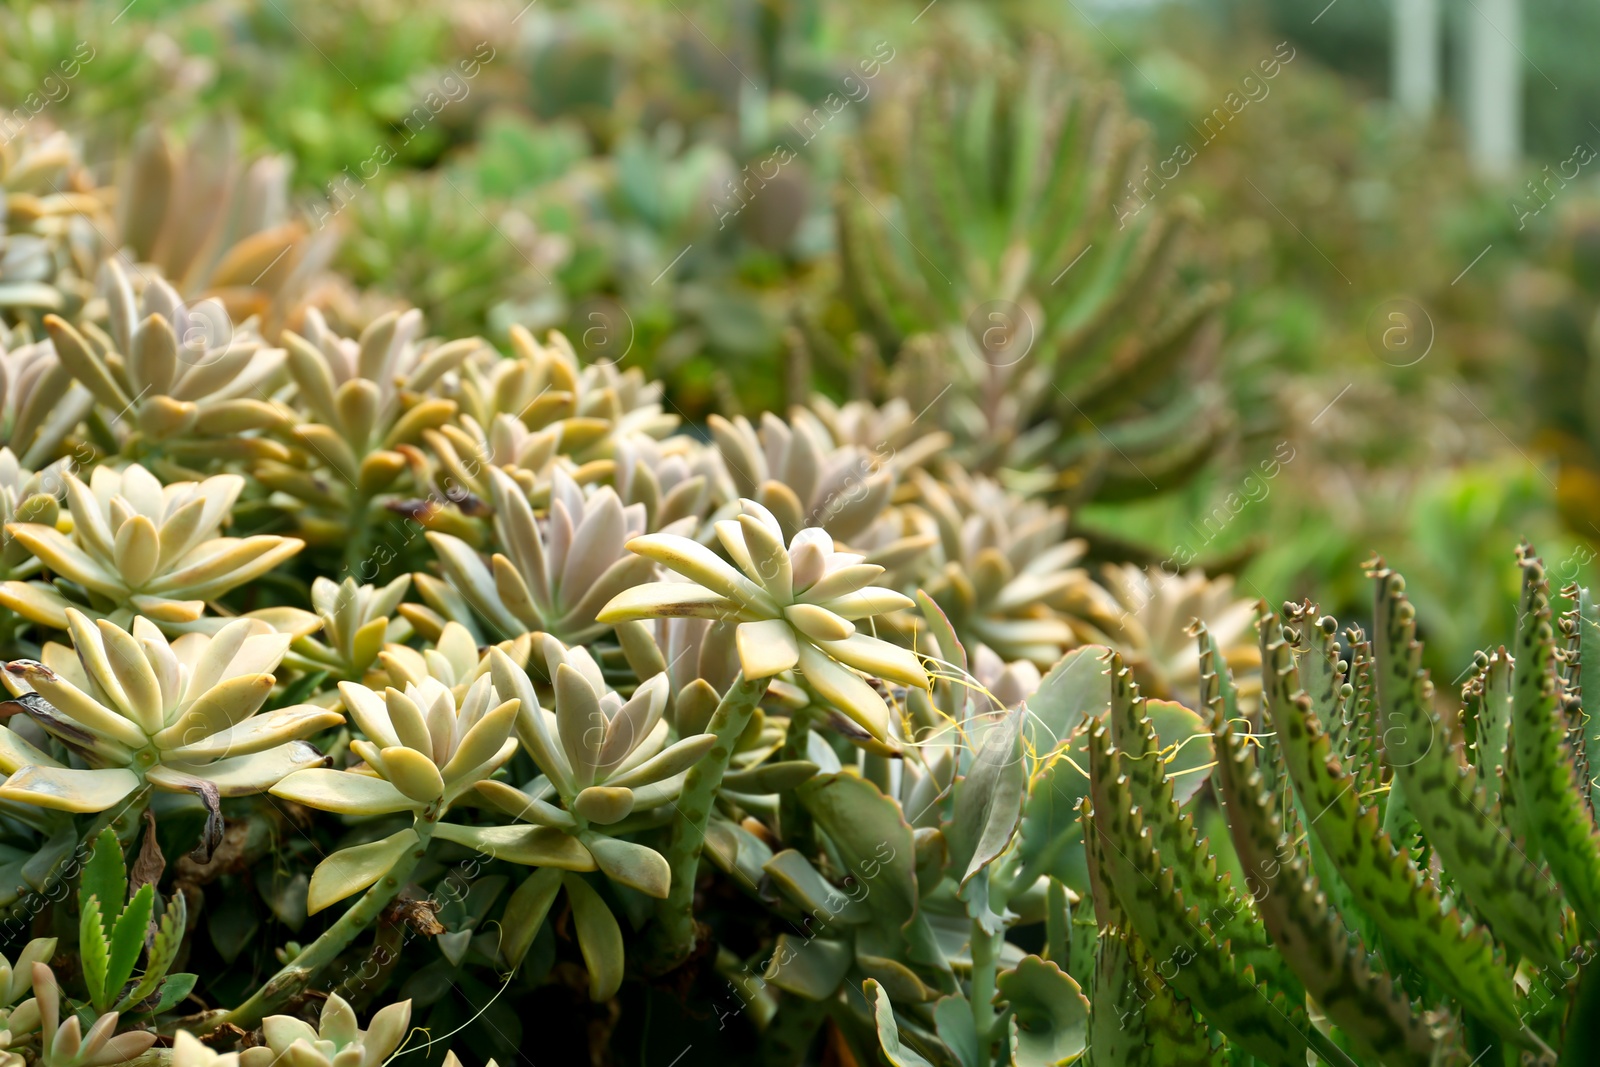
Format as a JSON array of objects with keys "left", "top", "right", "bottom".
[
  {"left": 5, "top": 961, "right": 158, "bottom": 1067},
  {"left": 913, "top": 468, "right": 1085, "bottom": 665},
  {"left": 0, "top": 131, "right": 108, "bottom": 327},
  {"left": 422, "top": 467, "right": 656, "bottom": 645},
  {"left": 833, "top": 42, "right": 1229, "bottom": 495},
  {"left": 708, "top": 412, "right": 894, "bottom": 543},
  {"left": 262, "top": 307, "right": 473, "bottom": 561},
  {"left": 284, "top": 575, "right": 412, "bottom": 682},
  {"left": 600, "top": 499, "right": 927, "bottom": 744},
  {"left": 0, "top": 610, "right": 336, "bottom": 837},
  {"left": 238, "top": 994, "right": 410, "bottom": 1067},
  {"left": 0, "top": 463, "right": 304, "bottom": 630},
  {"left": 1055, "top": 546, "right": 1600, "bottom": 1064},
  {"left": 269, "top": 670, "right": 518, "bottom": 856},
  {"left": 0, "top": 334, "right": 92, "bottom": 467},
  {"left": 43, "top": 262, "right": 289, "bottom": 463},
  {"left": 118, "top": 120, "right": 336, "bottom": 331}
]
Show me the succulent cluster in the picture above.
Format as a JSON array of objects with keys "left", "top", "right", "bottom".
[{"left": 0, "top": 77, "right": 1269, "bottom": 1067}]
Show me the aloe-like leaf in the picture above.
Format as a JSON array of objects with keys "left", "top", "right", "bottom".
[
  {"left": 1509, "top": 548, "right": 1600, "bottom": 932},
  {"left": 563, "top": 873, "right": 623, "bottom": 1001},
  {"left": 1211, "top": 680, "right": 1437, "bottom": 1066},
  {"left": 1100, "top": 651, "right": 1289, "bottom": 999},
  {"left": 1370, "top": 561, "right": 1566, "bottom": 968},
  {"left": 1090, "top": 925, "right": 1220, "bottom": 1066},
  {"left": 1250, "top": 607, "right": 1529, "bottom": 1045}
]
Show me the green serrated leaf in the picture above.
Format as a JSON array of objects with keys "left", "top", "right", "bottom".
[
  {"left": 1211, "top": 656, "right": 1438, "bottom": 1067},
  {"left": 81, "top": 828, "right": 125, "bottom": 941},
  {"left": 1510, "top": 548, "right": 1600, "bottom": 932},
  {"left": 1086, "top": 720, "right": 1315, "bottom": 1067},
  {"left": 79, "top": 894, "right": 108, "bottom": 1008},
  {"left": 1371, "top": 562, "right": 1567, "bottom": 969},
  {"left": 1091, "top": 925, "right": 1220, "bottom": 1067},
  {"left": 1103, "top": 650, "right": 1292, "bottom": 1001},
  {"left": 104, "top": 883, "right": 155, "bottom": 1010},
  {"left": 1260, "top": 596, "right": 1530, "bottom": 1047},
  {"left": 119, "top": 891, "right": 185, "bottom": 1012}
]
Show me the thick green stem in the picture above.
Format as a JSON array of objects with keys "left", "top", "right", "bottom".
[
  {"left": 777, "top": 705, "right": 815, "bottom": 851},
  {"left": 970, "top": 862, "right": 1016, "bottom": 1055},
  {"left": 1044, "top": 877, "right": 1069, "bottom": 967},
  {"left": 341, "top": 491, "right": 377, "bottom": 579},
  {"left": 651, "top": 672, "right": 768, "bottom": 969},
  {"left": 970, "top": 915, "right": 1000, "bottom": 1048},
  {"left": 223, "top": 818, "right": 434, "bottom": 1027}
]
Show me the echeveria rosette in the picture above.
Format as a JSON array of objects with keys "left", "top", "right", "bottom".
[
  {"left": 239, "top": 993, "right": 411, "bottom": 1067},
  {"left": 269, "top": 670, "right": 525, "bottom": 913},
  {"left": 0, "top": 463, "right": 307, "bottom": 632},
  {"left": 423, "top": 467, "right": 656, "bottom": 645},
  {"left": 0, "top": 611, "right": 339, "bottom": 824},
  {"left": 476, "top": 635, "right": 714, "bottom": 897},
  {"left": 599, "top": 500, "right": 929, "bottom": 747},
  {"left": 6, "top": 962, "right": 157, "bottom": 1067},
  {"left": 230, "top": 665, "right": 523, "bottom": 1025},
  {"left": 285, "top": 574, "right": 413, "bottom": 682}
]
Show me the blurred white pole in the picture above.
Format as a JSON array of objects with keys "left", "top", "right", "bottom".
[
  {"left": 1392, "top": 0, "right": 1439, "bottom": 118},
  {"left": 1464, "top": 0, "right": 1522, "bottom": 177}
]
